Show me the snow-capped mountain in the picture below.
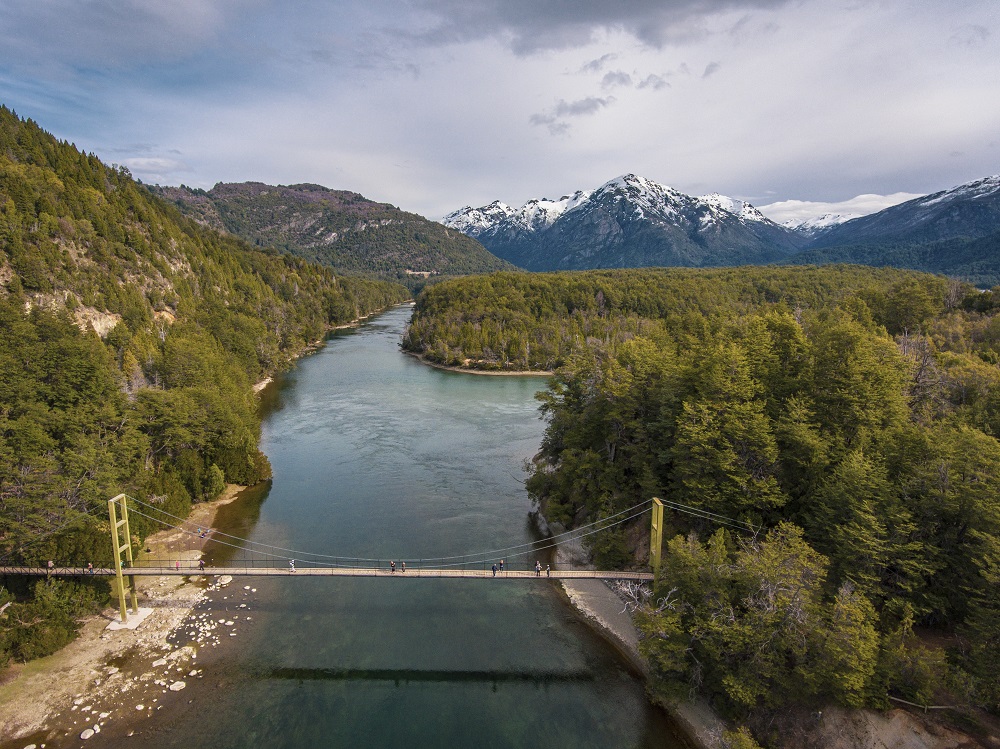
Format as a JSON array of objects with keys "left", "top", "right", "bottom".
[
  {"left": 443, "top": 174, "right": 806, "bottom": 272},
  {"left": 782, "top": 212, "right": 861, "bottom": 239},
  {"left": 806, "top": 175, "right": 1000, "bottom": 249},
  {"left": 697, "top": 193, "right": 771, "bottom": 224},
  {"left": 443, "top": 190, "right": 591, "bottom": 236}
]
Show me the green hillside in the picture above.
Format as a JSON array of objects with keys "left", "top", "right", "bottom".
[
  {"left": 0, "top": 107, "right": 409, "bottom": 663},
  {"left": 154, "top": 182, "right": 514, "bottom": 288}
]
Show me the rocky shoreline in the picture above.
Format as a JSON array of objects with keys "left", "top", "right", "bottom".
[{"left": 0, "top": 485, "right": 251, "bottom": 747}]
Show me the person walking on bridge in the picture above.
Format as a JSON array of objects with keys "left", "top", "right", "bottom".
[
  {"left": 535, "top": 560, "right": 541, "bottom": 576},
  {"left": 499, "top": 559, "right": 504, "bottom": 573},
  {"left": 390, "top": 560, "right": 396, "bottom": 573},
  {"left": 492, "top": 563, "right": 497, "bottom": 577}
]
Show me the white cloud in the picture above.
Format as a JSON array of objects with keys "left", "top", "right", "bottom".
[{"left": 757, "top": 193, "right": 923, "bottom": 225}]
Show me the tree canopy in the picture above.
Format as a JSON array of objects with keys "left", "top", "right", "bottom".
[
  {"left": 0, "top": 106, "right": 410, "bottom": 664},
  {"left": 406, "top": 266, "right": 1000, "bottom": 718}
]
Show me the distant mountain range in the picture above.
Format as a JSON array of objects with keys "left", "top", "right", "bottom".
[
  {"left": 154, "top": 182, "right": 513, "bottom": 287},
  {"left": 443, "top": 174, "right": 807, "bottom": 271},
  {"left": 444, "top": 174, "right": 1000, "bottom": 285}
]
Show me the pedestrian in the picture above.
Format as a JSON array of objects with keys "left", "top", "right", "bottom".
[
  {"left": 492, "top": 563, "right": 497, "bottom": 577},
  {"left": 390, "top": 560, "right": 396, "bottom": 573},
  {"left": 290, "top": 559, "right": 296, "bottom": 573},
  {"left": 198, "top": 559, "right": 205, "bottom": 572},
  {"left": 401, "top": 562, "right": 406, "bottom": 573},
  {"left": 499, "top": 559, "right": 504, "bottom": 573},
  {"left": 535, "top": 560, "right": 541, "bottom": 576},
  {"left": 86, "top": 562, "right": 94, "bottom": 575},
  {"left": 47, "top": 560, "right": 54, "bottom": 578},
  {"left": 546, "top": 564, "right": 550, "bottom": 577},
  {"left": 175, "top": 560, "right": 180, "bottom": 571}
]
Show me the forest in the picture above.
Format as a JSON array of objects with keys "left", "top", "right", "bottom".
[
  {"left": 0, "top": 107, "right": 410, "bottom": 664},
  {"left": 405, "top": 267, "right": 1000, "bottom": 739}
]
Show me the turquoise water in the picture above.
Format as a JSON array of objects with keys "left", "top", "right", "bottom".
[{"left": 101, "top": 305, "right": 685, "bottom": 748}]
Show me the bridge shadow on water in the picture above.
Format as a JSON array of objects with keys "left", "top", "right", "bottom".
[{"left": 257, "top": 665, "right": 596, "bottom": 686}]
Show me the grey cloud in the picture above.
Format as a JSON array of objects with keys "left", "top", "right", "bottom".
[
  {"left": 405, "top": 0, "right": 794, "bottom": 54},
  {"left": 728, "top": 14, "right": 780, "bottom": 42},
  {"left": 703, "top": 61, "right": 721, "bottom": 77},
  {"left": 602, "top": 71, "right": 633, "bottom": 88},
  {"left": 530, "top": 96, "right": 614, "bottom": 135},
  {"left": 0, "top": 0, "right": 263, "bottom": 73},
  {"left": 637, "top": 74, "right": 669, "bottom": 90},
  {"left": 950, "top": 24, "right": 989, "bottom": 47},
  {"left": 554, "top": 96, "right": 615, "bottom": 117},
  {"left": 581, "top": 53, "right": 618, "bottom": 73},
  {"left": 528, "top": 112, "right": 569, "bottom": 136}
]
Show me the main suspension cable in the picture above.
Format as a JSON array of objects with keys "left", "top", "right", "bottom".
[{"left": 124, "top": 494, "right": 654, "bottom": 564}]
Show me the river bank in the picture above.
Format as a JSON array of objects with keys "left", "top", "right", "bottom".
[
  {"left": 0, "top": 485, "right": 249, "bottom": 747},
  {"left": 554, "top": 550, "right": 995, "bottom": 749},
  {"left": 530, "top": 509, "right": 723, "bottom": 749},
  {"left": 403, "top": 350, "right": 554, "bottom": 377}
]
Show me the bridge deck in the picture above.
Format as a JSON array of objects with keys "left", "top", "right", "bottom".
[{"left": 1, "top": 566, "right": 652, "bottom": 581}]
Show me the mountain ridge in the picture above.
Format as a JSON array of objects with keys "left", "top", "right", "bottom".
[
  {"left": 443, "top": 173, "right": 807, "bottom": 271},
  {"left": 154, "top": 181, "right": 514, "bottom": 287},
  {"left": 444, "top": 173, "right": 1000, "bottom": 284}
]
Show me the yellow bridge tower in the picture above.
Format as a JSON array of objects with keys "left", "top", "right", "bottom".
[
  {"left": 650, "top": 497, "right": 664, "bottom": 587},
  {"left": 108, "top": 494, "right": 138, "bottom": 623}
]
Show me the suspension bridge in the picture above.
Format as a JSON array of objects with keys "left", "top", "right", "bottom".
[
  {"left": 3, "top": 493, "right": 759, "bottom": 622},
  {"left": 0, "top": 565, "right": 654, "bottom": 580}
]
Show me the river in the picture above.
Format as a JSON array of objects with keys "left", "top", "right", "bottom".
[{"left": 104, "top": 304, "right": 686, "bottom": 748}]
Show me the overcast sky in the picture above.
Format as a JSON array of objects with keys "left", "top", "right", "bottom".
[{"left": 1, "top": 0, "right": 997, "bottom": 222}]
